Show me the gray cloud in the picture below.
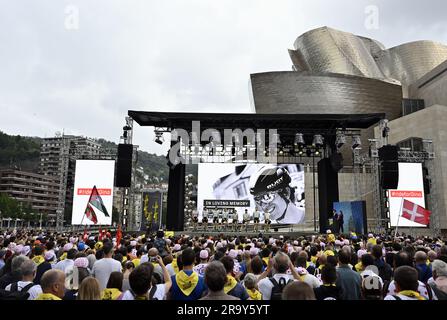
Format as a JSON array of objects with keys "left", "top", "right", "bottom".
[{"left": 0, "top": 0, "right": 446, "bottom": 155}]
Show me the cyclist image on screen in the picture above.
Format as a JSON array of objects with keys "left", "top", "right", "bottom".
[{"left": 249, "top": 165, "right": 305, "bottom": 224}]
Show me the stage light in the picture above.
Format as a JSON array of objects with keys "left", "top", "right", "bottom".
[
  {"left": 298, "top": 149, "right": 303, "bottom": 155},
  {"left": 312, "top": 134, "right": 324, "bottom": 148},
  {"left": 335, "top": 132, "right": 346, "bottom": 148},
  {"left": 273, "top": 133, "right": 281, "bottom": 145},
  {"left": 294, "top": 133, "right": 304, "bottom": 147},
  {"left": 154, "top": 131, "right": 164, "bottom": 145},
  {"left": 314, "top": 150, "right": 320, "bottom": 156},
  {"left": 352, "top": 135, "right": 361, "bottom": 149}
]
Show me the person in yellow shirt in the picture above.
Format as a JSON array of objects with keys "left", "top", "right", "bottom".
[
  {"left": 132, "top": 249, "right": 143, "bottom": 268},
  {"left": 35, "top": 269, "right": 65, "bottom": 300},
  {"left": 367, "top": 233, "right": 377, "bottom": 245},
  {"left": 101, "top": 271, "right": 123, "bottom": 300},
  {"left": 243, "top": 273, "right": 262, "bottom": 300},
  {"left": 326, "top": 230, "right": 335, "bottom": 244}
]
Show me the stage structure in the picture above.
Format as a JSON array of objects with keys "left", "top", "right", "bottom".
[
  {"left": 353, "top": 138, "right": 439, "bottom": 236},
  {"left": 129, "top": 111, "right": 385, "bottom": 233}
]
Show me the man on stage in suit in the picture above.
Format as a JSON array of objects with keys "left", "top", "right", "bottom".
[{"left": 338, "top": 210, "right": 344, "bottom": 233}]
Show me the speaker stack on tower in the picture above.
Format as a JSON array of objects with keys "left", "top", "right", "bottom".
[
  {"left": 378, "top": 145, "right": 399, "bottom": 190},
  {"left": 116, "top": 144, "right": 133, "bottom": 188},
  {"left": 318, "top": 158, "right": 339, "bottom": 233}
]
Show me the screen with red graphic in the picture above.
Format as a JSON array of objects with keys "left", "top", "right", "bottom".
[
  {"left": 71, "top": 160, "right": 115, "bottom": 225},
  {"left": 388, "top": 162, "right": 426, "bottom": 227}
]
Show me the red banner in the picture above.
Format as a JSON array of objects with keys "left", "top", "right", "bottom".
[
  {"left": 390, "top": 190, "right": 423, "bottom": 198},
  {"left": 77, "top": 188, "right": 112, "bottom": 196}
]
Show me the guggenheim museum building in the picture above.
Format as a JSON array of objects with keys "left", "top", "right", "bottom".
[{"left": 249, "top": 26, "right": 447, "bottom": 235}]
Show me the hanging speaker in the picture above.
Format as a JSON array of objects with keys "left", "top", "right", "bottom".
[
  {"left": 378, "top": 145, "right": 398, "bottom": 161},
  {"left": 380, "top": 161, "right": 399, "bottom": 189},
  {"left": 329, "top": 152, "right": 343, "bottom": 172},
  {"left": 116, "top": 144, "right": 133, "bottom": 187}
]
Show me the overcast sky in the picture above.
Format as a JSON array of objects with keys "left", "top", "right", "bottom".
[{"left": 0, "top": 0, "right": 446, "bottom": 155}]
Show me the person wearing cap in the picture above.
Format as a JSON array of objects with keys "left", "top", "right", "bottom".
[
  {"left": 193, "top": 249, "right": 209, "bottom": 276},
  {"left": 326, "top": 230, "right": 335, "bottom": 244},
  {"left": 367, "top": 233, "right": 377, "bottom": 245},
  {"left": 249, "top": 165, "right": 305, "bottom": 224}
]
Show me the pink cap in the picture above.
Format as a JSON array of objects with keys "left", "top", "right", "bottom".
[
  {"left": 45, "top": 251, "right": 55, "bottom": 261},
  {"left": 249, "top": 247, "right": 259, "bottom": 256},
  {"left": 200, "top": 250, "right": 209, "bottom": 259},
  {"left": 228, "top": 249, "right": 238, "bottom": 259},
  {"left": 74, "top": 257, "right": 89, "bottom": 268},
  {"left": 173, "top": 244, "right": 181, "bottom": 251},
  {"left": 14, "top": 245, "right": 23, "bottom": 254}
]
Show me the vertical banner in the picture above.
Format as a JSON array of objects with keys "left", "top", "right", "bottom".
[
  {"left": 141, "top": 191, "right": 163, "bottom": 231},
  {"left": 71, "top": 160, "right": 115, "bottom": 225}
]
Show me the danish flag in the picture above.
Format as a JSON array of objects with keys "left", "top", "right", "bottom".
[{"left": 401, "top": 199, "right": 431, "bottom": 225}]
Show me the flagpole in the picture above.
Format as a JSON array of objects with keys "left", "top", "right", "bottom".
[
  {"left": 80, "top": 208, "right": 86, "bottom": 226},
  {"left": 394, "top": 197, "right": 404, "bottom": 239}
]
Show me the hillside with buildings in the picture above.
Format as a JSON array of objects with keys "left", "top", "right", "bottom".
[
  {"left": 0, "top": 131, "right": 171, "bottom": 228},
  {"left": 0, "top": 131, "right": 169, "bottom": 181}
]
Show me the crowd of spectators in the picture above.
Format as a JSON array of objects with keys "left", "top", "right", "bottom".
[{"left": 1, "top": 228, "right": 447, "bottom": 300}]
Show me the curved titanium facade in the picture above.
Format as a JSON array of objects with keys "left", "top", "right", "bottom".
[
  {"left": 289, "top": 26, "right": 447, "bottom": 87},
  {"left": 250, "top": 71, "right": 402, "bottom": 120},
  {"left": 375, "top": 41, "right": 447, "bottom": 86},
  {"left": 291, "top": 27, "right": 389, "bottom": 81}
]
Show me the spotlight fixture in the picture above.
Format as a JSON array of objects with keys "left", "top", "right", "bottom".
[
  {"left": 335, "top": 132, "right": 346, "bottom": 149},
  {"left": 352, "top": 135, "right": 361, "bottom": 149},
  {"left": 294, "top": 133, "right": 304, "bottom": 147},
  {"left": 154, "top": 131, "right": 164, "bottom": 145},
  {"left": 312, "top": 134, "right": 324, "bottom": 148},
  {"left": 273, "top": 133, "right": 281, "bottom": 145}
]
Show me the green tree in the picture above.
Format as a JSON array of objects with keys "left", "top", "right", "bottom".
[{"left": 0, "top": 193, "right": 22, "bottom": 219}]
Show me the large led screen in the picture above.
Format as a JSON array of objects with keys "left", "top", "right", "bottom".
[
  {"left": 197, "top": 163, "right": 305, "bottom": 224},
  {"left": 71, "top": 160, "right": 115, "bottom": 225},
  {"left": 388, "top": 162, "right": 426, "bottom": 227}
]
